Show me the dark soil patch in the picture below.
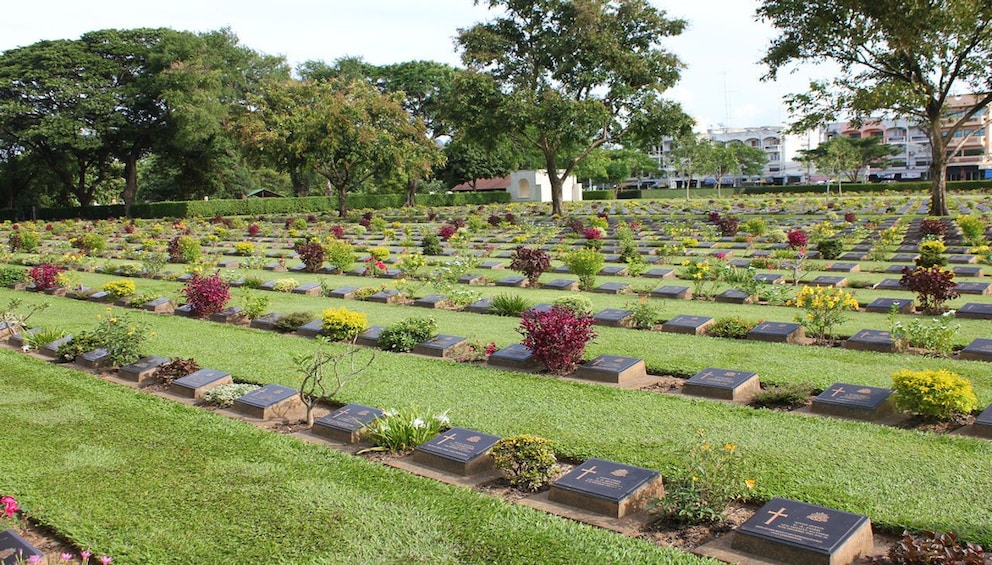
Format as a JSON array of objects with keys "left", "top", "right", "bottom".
[
  {"left": 640, "top": 502, "right": 757, "bottom": 550},
  {"left": 638, "top": 375, "right": 685, "bottom": 394},
  {"left": 896, "top": 413, "right": 975, "bottom": 434}
]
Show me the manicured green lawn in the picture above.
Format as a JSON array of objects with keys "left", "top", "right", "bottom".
[
  {"left": 4, "top": 289, "right": 992, "bottom": 547},
  {"left": 0, "top": 351, "right": 705, "bottom": 563}
]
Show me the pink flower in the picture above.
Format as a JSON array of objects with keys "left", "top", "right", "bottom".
[
  {"left": 28, "top": 556, "right": 43, "bottom": 564},
  {"left": 60, "top": 553, "right": 74, "bottom": 562},
  {"left": 1, "top": 495, "right": 18, "bottom": 517},
  {"left": 99, "top": 556, "right": 113, "bottom": 564},
  {"left": 81, "top": 550, "right": 92, "bottom": 559}
]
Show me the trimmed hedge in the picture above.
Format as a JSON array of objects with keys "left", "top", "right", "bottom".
[{"left": 1, "top": 191, "right": 511, "bottom": 221}]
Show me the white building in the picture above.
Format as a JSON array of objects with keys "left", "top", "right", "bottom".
[
  {"left": 506, "top": 170, "right": 583, "bottom": 203},
  {"left": 707, "top": 126, "right": 816, "bottom": 185}
]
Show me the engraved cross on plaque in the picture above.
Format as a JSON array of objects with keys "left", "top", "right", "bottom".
[
  {"left": 575, "top": 466, "right": 598, "bottom": 480},
  {"left": 830, "top": 386, "right": 846, "bottom": 397},
  {"left": 436, "top": 433, "right": 458, "bottom": 445},
  {"left": 764, "top": 507, "right": 789, "bottom": 525}
]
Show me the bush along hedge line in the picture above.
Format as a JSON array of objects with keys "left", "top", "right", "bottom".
[{"left": 0, "top": 191, "right": 512, "bottom": 222}]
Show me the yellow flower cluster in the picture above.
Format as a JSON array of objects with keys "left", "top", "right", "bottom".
[
  {"left": 920, "top": 240, "right": 946, "bottom": 254},
  {"left": 789, "top": 285, "right": 859, "bottom": 311}
]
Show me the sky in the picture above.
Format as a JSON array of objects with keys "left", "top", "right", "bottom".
[{"left": 0, "top": 0, "right": 830, "bottom": 132}]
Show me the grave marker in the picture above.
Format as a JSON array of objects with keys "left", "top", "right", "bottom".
[
  {"left": 119, "top": 355, "right": 170, "bottom": 384},
  {"left": 592, "top": 309, "right": 633, "bottom": 328},
  {"left": 661, "top": 315, "right": 714, "bottom": 335},
  {"left": 873, "top": 279, "right": 906, "bottom": 291},
  {"left": 249, "top": 312, "right": 282, "bottom": 331},
  {"left": 412, "top": 427, "right": 502, "bottom": 475},
  {"left": 684, "top": 367, "right": 760, "bottom": 402},
  {"left": 548, "top": 457, "right": 664, "bottom": 518},
  {"left": 209, "top": 307, "right": 245, "bottom": 324},
  {"left": 295, "top": 319, "right": 325, "bottom": 338},
  {"left": 747, "top": 322, "right": 805, "bottom": 344},
  {"left": 312, "top": 403, "right": 383, "bottom": 443},
  {"left": 953, "top": 266, "right": 983, "bottom": 278},
  {"left": 368, "top": 289, "right": 401, "bottom": 303},
  {"left": 327, "top": 286, "right": 359, "bottom": 300},
  {"left": 142, "top": 297, "right": 175, "bottom": 314},
  {"left": 826, "top": 263, "right": 860, "bottom": 273},
  {"left": 755, "top": 273, "right": 786, "bottom": 285},
  {"left": 465, "top": 298, "right": 493, "bottom": 314},
  {"left": 170, "top": 369, "right": 232, "bottom": 399},
  {"left": 232, "top": 383, "right": 305, "bottom": 420},
  {"left": 715, "top": 289, "right": 752, "bottom": 304},
  {"left": 959, "top": 338, "right": 992, "bottom": 362},
  {"left": 971, "top": 403, "right": 992, "bottom": 439},
  {"left": 598, "top": 266, "right": 628, "bottom": 276},
  {"left": 593, "top": 282, "right": 629, "bottom": 294},
  {"left": 487, "top": 343, "right": 541, "bottom": 370},
  {"left": 732, "top": 497, "right": 873, "bottom": 565},
  {"left": 38, "top": 335, "right": 73, "bottom": 358},
  {"left": 77, "top": 348, "right": 111, "bottom": 369},
  {"left": 494, "top": 275, "right": 527, "bottom": 287},
  {"left": 574, "top": 355, "right": 646, "bottom": 384},
  {"left": 955, "top": 281, "right": 992, "bottom": 295},
  {"left": 843, "top": 329, "right": 896, "bottom": 353},
  {"left": 651, "top": 285, "right": 692, "bottom": 300},
  {"left": 810, "top": 276, "right": 848, "bottom": 288},
  {"left": 0, "top": 529, "right": 42, "bottom": 565},
  {"left": 542, "top": 279, "right": 579, "bottom": 291},
  {"left": 956, "top": 303, "right": 992, "bottom": 319},
  {"left": 355, "top": 325, "right": 384, "bottom": 347},
  {"left": 643, "top": 268, "right": 675, "bottom": 279},
  {"left": 864, "top": 298, "right": 914, "bottom": 314},
  {"left": 292, "top": 283, "right": 322, "bottom": 296},
  {"left": 412, "top": 334, "right": 466, "bottom": 358},
  {"left": 413, "top": 294, "right": 448, "bottom": 309},
  {"left": 811, "top": 382, "right": 895, "bottom": 421}
]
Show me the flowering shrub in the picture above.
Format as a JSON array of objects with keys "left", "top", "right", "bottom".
[
  {"left": 272, "top": 278, "right": 299, "bottom": 293},
  {"left": 368, "top": 247, "right": 390, "bottom": 262},
  {"left": 891, "top": 369, "right": 978, "bottom": 420},
  {"left": 510, "top": 246, "right": 552, "bottom": 287},
  {"left": 519, "top": 305, "right": 597, "bottom": 375},
  {"left": 678, "top": 259, "right": 727, "bottom": 298},
  {"left": 363, "top": 408, "right": 450, "bottom": 452},
  {"left": 324, "top": 239, "right": 355, "bottom": 272},
  {"left": 72, "top": 232, "right": 107, "bottom": 255},
  {"left": 889, "top": 310, "right": 959, "bottom": 357},
  {"left": 101, "top": 279, "right": 136, "bottom": 299},
  {"left": 234, "top": 242, "right": 255, "bottom": 256},
  {"left": 321, "top": 307, "right": 368, "bottom": 341},
  {"left": 180, "top": 272, "right": 231, "bottom": 317},
  {"left": 583, "top": 227, "right": 605, "bottom": 249},
  {"left": 956, "top": 215, "right": 986, "bottom": 246},
  {"left": 92, "top": 309, "right": 151, "bottom": 366},
  {"left": 2, "top": 494, "right": 19, "bottom": 517},
  {"left": 329, "top": 224, "right": 345, "bottom": 239},
  {"left": 28, "top": 263, "right": 64, "bottom": 290},
  {"left": 920, "top": 218, "right": 948, "bottom": 237},
  {"left": 490, "top": 435, "right": 558, "bottom": 491},
  {"left": 8, "top": 230, "right": 40, "bottom": 252},
  {"left": 786, "top": 229, "right": 808, "bottom": 250},
  {"left": 247, "top": 223, "right": 261, "bottom": 237},
  {"left": 717, "top": 216, "right": 739, "bottom": 237},
  {"left": 362, "top": 257, "right": 388, "bottom": 277},
  {"left": 649, "top": 432, "right": 755, "bottom": 524},
  {"left": 294, "top": 239, "right": 326, "bottom": 272},
  {"left": 900, "top": 266, "right": 959, "bottom": 314},
  {"left": 562, "top": 248, "right": 604, "bottom": 291},
  {"left": 789, "top": 284, "right": 859, "bottom": 341}
]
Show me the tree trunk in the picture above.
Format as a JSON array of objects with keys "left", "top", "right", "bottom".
[
  {"left": 336, "top": 184, "right": 348, "bottom": 217},
  {"left": 123, "top": 149, "right": 139, "bottom": 218},
  {"left": 405, "top": 177, "right": 418, "bottom": 207},
  {"left": 543, "top": 153, "right": 564, "bottom": 216},
  {"left": 290, "top": 167, "right": 309, "bottom": 197},
  {"left": 929, "top": 143, "right": 949, "bottom": 217}
]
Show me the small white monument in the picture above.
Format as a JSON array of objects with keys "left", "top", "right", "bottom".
[{"left": 507, "top": 170, "right": 582, "bottom": 203}]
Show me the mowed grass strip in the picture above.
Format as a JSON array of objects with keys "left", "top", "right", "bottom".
[
  {"left": 6, "top": 290, "right": 992, "bottom": 544},
  {"left": 0, "top": 351, "right": 705, "bottom": 564}
]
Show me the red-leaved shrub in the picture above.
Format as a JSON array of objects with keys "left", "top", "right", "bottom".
[
  {"left": 180, "top": 272, "right": 231, "bottom": 318},
  {"left": 438, "top": 224, "right": 458, "bottom": 242},
  {"left": 519, "top": 305, "right": 597, "bottom": 375},
  {"left": 920, "top": 218, "right": 948, "bottom": 237},
  {"left": 28, "top": 264, "right": 64, "bottom": 290},
  {"left": 510, "top": 246, "right": 552, "bottom": 287},
  {"left": 787, "top": 229, "right": 808, "bottom": 250},
  {"left": 294, "top": 239, "right": 326, "bottom": 272},
  {"left": 900, "top": 266, "right": 959, "bottom": 314}
]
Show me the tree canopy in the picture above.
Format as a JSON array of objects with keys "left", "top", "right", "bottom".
[
  {"left": 758, "top": 0, "right": 992, "bottom": 215},
  {"left": 454, "top": 0, "right": 691, "bottom": 215}
]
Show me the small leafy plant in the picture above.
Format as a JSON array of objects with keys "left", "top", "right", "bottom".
[
  {"left": 378, "top": 316, "right": 438, "bottom": 352},
  {"left": 562, "top": 248, "right": 604, "bottom": 291},
  {"left": 490, "top": 293, "right": 533, "bottom": 317},
  {"left": 180, "top": 272, "right": 231, "bottom": 318},
  {"left": 272, "top": 278, "right": 299, "bottom": 293},
  {"left": 154, "top": 357, "right": 200, "bottom": 385},
  {"left": 201, "top": 383, "right": 260, "bottom": 408},
  {"left": 295, "top": 337, "right": 375, "bottom": 425},
  {"left": 321, "top": 306, "right": 368, "bottom": 341},
  {"left": 789, "top": 284, "right": 859, "bottom": 341},
  {"left": 510, "top": 246, "right": 551, "bottom": 287},
  {"left": 624, "top": 297, "right": 660, "bottom": 329},
  {"left": 708, "top": 317, "right": 759, "bottom": 339},
  {"left": 101, "top": 279, "right": 136, "bottom": 300},
  {"left": 891, "top": 368, "right": 978, "bottom": 420},
  {"left": 900, "top": 266, "right": 959, "bottom": 314},
  {"left": 750, "top": 382, "right": 817, "bottom": 410},
  {"left": 294, "top": 238, "right": 326, "bottom": 272},
  {"left": 816, "top": 239, "right": 844, "bottom": 260},
  {"left": 490, "top": 435, "right": 558, "bottom": 491},
  {"left": 362, "top": 408, "right": 450, "bottom": 453},
  {"left": 28, "top": 263, "right": 64, "bottom": 291},
  {"left": 275, "top": 312, "right": 314, "bottom": 333}
]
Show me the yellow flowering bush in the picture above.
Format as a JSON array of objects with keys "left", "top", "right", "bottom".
[
  {"left": 234, "top": 242, "right": 255, "bottom": 256},
  {"left": 789, "top": 285, "right": 859, "bottom": 341},
  {"left": 891, "top": 369, "right": 978, "bottom": 420},
  {"left": 101, "top": 279, "right": 136, "bottom": 299},
  {"left": 321, "top": 307, "right": 368, "bottom": 341}
]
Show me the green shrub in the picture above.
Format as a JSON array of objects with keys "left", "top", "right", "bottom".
[
  {"left": 750, "top": 382, "right": 817, "bottom": 410},
  {"left": 378, "top": 316, "right": 438, "bottom": 352},
  {"left": 234, "top": 242, "right": 255, "bottom": 256},
  {"left": 275, "top": 312, "right": 314, "bottom": 333},
  {"left": 0, "top": 266, "right": 26, "bottom": 287},
  {"left": 421, "top": 233, "right": 443, "bottom": 256},
  {"left": 624, "top": 297, "right": 660, "bottom": 329},
  {"left": 202, "top": 383, "right": 261, "bottom": 408},
  {"left": 816, "top": 239, "right": 844, "bottom": 260},
  {"left": 551, "top": 295, "right": 593, "bottom": 316},
  {"left": 956, "top": 215, "right": 986, "bottom": 246},
  {"left": 325, "top": 239, "right": 355, "bottom": 273},
  {"left": 240, "top": 290, "right": 270, "bottom": 321},
  {"left": 562, "top": 248, "right": 604, "bottom": 291},
  {"left": 489, "top": 293, "right": 532, "bottom": 317},
  {"left": 490, "top": 435, "right": 558, "bottom": 492},
  {"left": 891, "top": 368, "right": 978, "bottom": 420},
  {"left": 272, "top": 278, "right": 299, "bottom": 293},
  {"left": 321, "top": 307, "right": 368, "bottom": 341},
  {"left": 101, "top": 279, "right": 136, "bottom": 299},
  {"left": 708, "top": 317, "right": 759, "bottom": 339},
  {"left": 741, "top": 218, "right": 767, "bottom": 236}
]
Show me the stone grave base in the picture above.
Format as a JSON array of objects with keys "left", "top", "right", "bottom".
[
  {"left": 311, "top": 421, "right": 363, "bottom": 444},
  {"left": 730, "top": 520, "right": 874, "bottom": 565},
  {"left": 232, "top": 396, "right": 306, "bottom": 421},
  {"left": 811, "top": 397, "right": 896, "bottom": 421},
  {"left": 411, "top": 449, "right": 494, "bottom": 476},
  {"left": 547, "top": 477, "right": 664, "bottom": 519},
  {"left": 695, "top": 527, "right": 886, "bottom": 565},
  {"left": 683, "top": 374, "right": 760, "bottom": 402},
  {"left": 384, "top": 455, "right": 503, "bottom": 489}
]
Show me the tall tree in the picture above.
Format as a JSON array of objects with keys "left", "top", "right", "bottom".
[
  {"left": 799, "top": 136, "right": 862, "bottom": 194},
  {"left": 758, "top": 0, "right": 992, "bottom": 216},
  {"left": 455, "top": 0, "right": 690, "bottom": 215},
  {"left": 236, "top": 78, "right": 439, "bottom": 216},
  {"left": 727, "top": 142, "right": 768, "bottom": 194}
]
